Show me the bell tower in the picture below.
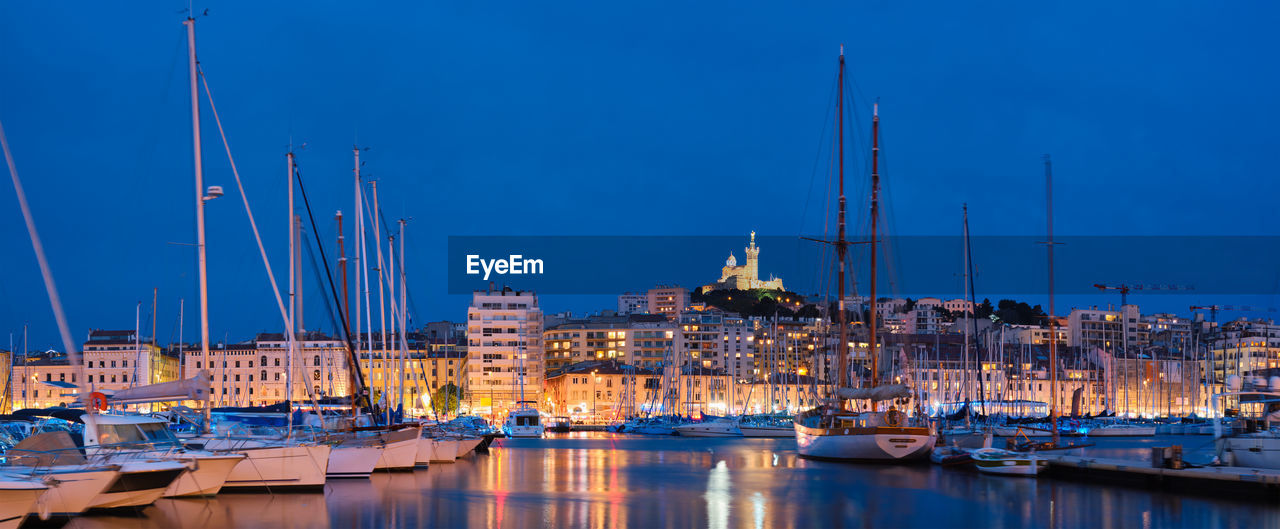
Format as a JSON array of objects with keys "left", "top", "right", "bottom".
[{"left": 744, "top": 231, "right": 760, "bottom": 284}]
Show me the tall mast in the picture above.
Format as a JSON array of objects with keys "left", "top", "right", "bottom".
[
  {"left": 337, "top": 211, "right": 348, "bottom": 338},
  {"left": 835, "top": 46, "right": 849, "bottom": 402},
  {"left": 387, "top": 230, "right": 397, "bottom": 416},
  {"left": 295, "top": 213, "right": 304, "bottom": 332},
  {"left": 133, "top": 302, "right": 141, "bottom": 389},
  {"left": 397, "top": 219, "right": 408, "bottom": 419},
  {"left": 150, "top": 287, "right": 157, "bottom": 386},
  {"left": 286, "top": 151, "right": 296, "bottom": 404},
  {"left": 354, "top": 147, "right": 367, "bottom": 415},
  {"left": 1045, "top": 154, "right": 1059, "bottom": 444},
  {"left": 372, "top": 180, "right": 388, "bottom": 423},
  {"left": 184, "top": 16, "right": 212, "bottom": 431},
  {"left": 869, "top": 102, "right": 880, "bottom": 389},
  {"left": 178, "top": 298, "right": 184, "bottom": 380}
]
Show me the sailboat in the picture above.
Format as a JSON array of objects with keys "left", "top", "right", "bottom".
[{"left": 793, "top": 47, "right": 936, "bottom": 461}]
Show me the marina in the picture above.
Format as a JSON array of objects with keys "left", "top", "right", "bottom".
[
  {"left": 1, "top": 2, "right": 1277, "bottom": 528},
  {"left": 36, "top": 433, "right": 1280, "bottom": 529}
]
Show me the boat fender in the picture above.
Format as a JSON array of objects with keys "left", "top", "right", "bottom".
[{"left": 89, "top": 391, "right": 109, "bottom": 411}]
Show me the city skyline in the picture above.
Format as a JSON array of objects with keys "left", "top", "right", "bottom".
[{"left": 2, "top": 2, "right": 1278, "bottom": 347}]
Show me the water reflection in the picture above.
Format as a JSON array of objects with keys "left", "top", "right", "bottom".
[{"left": 59, "top": 434, "right": 1280, "bottom": 528}]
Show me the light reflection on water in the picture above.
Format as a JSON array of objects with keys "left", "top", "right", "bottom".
[{"left": 64, "top": 433, "right": 1280, "bottom": 529}]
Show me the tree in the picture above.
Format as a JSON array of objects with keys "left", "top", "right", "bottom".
[
  {"left": 431, "top": 383, "right": 464, "bottom": 416},
  {"left": 796, "top": 304, "right": 821, "bottom": 319},
  {"left": 975, "top": 298, "right": 995, "bottom": 319},
  {"left": 991, "top": 299, "right": 1048, "bottom": 325}
]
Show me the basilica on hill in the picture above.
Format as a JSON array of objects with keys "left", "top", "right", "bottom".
[{"left": 701, "top": 232, "right": 785, "bottom": 292}]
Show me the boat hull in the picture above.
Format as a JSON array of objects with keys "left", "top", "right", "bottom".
[
  {"left": 1086, "top": 426, "right": 1156, "bottom": 437},
  {"left": 795, "top": 424, "right": 935, "bottom": 461},
  {"left": 376, "top": 436, "right": 420, "bottom": 471},
  {"left": 90, "top": 462, "right": 187, "bottom": 510},
  {"left": 739, "top": 425, "right": 795, "bottom": 438},
  {"left": 429, "top": 440, "right": 461, "bottom": 463},
  {"left": 164, "top": 453, "right": 245, "bottom": 497},
  {"left": 0, "top": 482, "right": 45, "bottom": 529},
  {"left": 973, "top": 457, "right": 1047, "bottom": 476},
  {"left": 674, "top": 424, "right": 742, "bottom": 437},
  {"left": 328, "top": 444, "right": 384, "bottom": 479},
  {"left": 29, "top": 466, "right": 117, "bottom": 518},
  {"left": 218, "top": 445, "right": 331, "bottom": 491},
  {"left": 1222, "top": 436, "right": 1280, "bottom": 469},
  {"left": 456, "top": 438, "right": 483, "bottom": 457}
]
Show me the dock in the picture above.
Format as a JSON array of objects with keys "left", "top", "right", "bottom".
[{"left": 1043, "top": 454, "right": 1280, "bottom": 498}]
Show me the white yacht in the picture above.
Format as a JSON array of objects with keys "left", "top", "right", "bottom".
[
  {"left": 1214, "top": 375, "right": 1280, "bottom": 469},
  {"left": 674, "top": 418, "right": 742, "bottom": 437},
  {"left": 503, "top": 407, "right": 544, "bottom": 439},
  {"left": 81, "top": 413, "right": 244, "bottom": 498},
  {"left": 4, "top": 429, "right": 121, "bottom": 519}
]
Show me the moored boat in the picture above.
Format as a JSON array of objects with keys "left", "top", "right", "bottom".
[
  {"left": 674, "top": 418, "right": 742, "bottom": 437},
  {"left": 967, "top": 447, "right": 1047, "bottom": 476}
]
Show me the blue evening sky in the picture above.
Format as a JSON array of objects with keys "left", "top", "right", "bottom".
[{"left": 1, "top": 2, "right": 1276, "bottom": 349}]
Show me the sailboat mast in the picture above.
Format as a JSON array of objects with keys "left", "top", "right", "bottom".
[
  {"left": 397, "top": 219, "right": 407, "bottom": 419},
  {"left": 337, "top": 211, "right": 348, "bottom": 338},
  {"left": 184, "top": 16, "right": 212, "bottom": 431},
  {"left": 835, "top": 47, "right": 850, "bottom": 400},
  {"left": 286, "top": 151, "right": 296, "bottom": 405},
  {"left": 372, "top": 180, "right": 389, "bottom": 424},
  {"left": 1045, "top": 154, "right": 1060, "bottom": 444},
  {"left": 869, "top": 102, "right": 880, "bottom": 389}
]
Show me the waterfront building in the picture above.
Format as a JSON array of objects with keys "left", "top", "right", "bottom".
[
  {"left": 183, "top": 331, "right": 352, "bottom": 408},
  {"left": 465, "top": 288, "right": 544, "bottom": 417},
  {"left": 904, "top": 305, "right": 944, "bottom": 334},
  {"left": 542, "top": 313, "right": 673, "bottom": 371},
  {"left": 999, "top": 324, "right": 1067, "bottom": 345},
  {"left": 12, "top": 351, "right": 74, "bottom": 410},
  {"left": 646, "top": 285, "right": 689, "bottom": 319},
  {"left": 1067, "top": 305, "right": 1141, "bottom": 350},
  {"left": 700, "top": 232, "right": 784, "bottom": 292},
  {"left": 1209, "top": 319, "right": 1280, "bottom": 384},
  {"left": 943, "top": 298, "right": 975, "bottom": 315},
  {"left": 617, "top": 293, "right": 649, "bottom": 315},
  {"left": 676, "top": 306, "right": 755, "bottom": 375},
  {"left": 544, "top": 360, "right": 658, "bottom": 422},
  {"left": 357, "top": 337, "right": 467, "bottom": 417},
  {"left": 83, "top": 329, "right": 179, "bottom": 391}
]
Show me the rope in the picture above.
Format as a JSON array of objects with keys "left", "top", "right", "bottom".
[
  {"left": 294, "top": 163, "right": 373, "bottom": 416},
  {"left": 196, "top": 68, "right": 292, "bottom": 339}
]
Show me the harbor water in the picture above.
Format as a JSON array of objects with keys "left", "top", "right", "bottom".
[{"left": 64, "top": 433, "right": 1280, "bottom": 529}]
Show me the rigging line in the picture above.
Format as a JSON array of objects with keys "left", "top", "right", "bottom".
[
  {"left": 301, "top": 234, "right": 340, "bottom": 343},
  {"left": 363, "top": 183, "right": 422, "bottom": 329},
  {"left": 294, "top": 164, "right": 371, "bottom": 405},
  {"left": 197, "top": 67, "right": 291, "bottom": 336},
  {"left": 797, "top": 72, "right": 839, "bottom": 240}
]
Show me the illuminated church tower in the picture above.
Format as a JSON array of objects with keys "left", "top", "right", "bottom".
[{"left": 703, "top": 231, "right": 784, "bottom": 292}]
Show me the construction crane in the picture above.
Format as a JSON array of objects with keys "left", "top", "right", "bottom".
[
  {"left": 1189, "top": 305, "right": 1278, "bottom": 322},
  {"left": 1092, "top": 283, "right": 1194, "bottom": 306}
]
